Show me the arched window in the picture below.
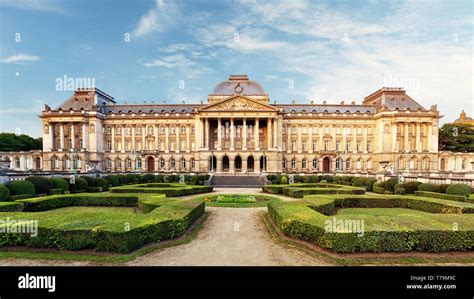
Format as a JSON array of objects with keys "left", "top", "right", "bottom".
[
  {"left": 461, "top": 159, "right": 467, "bottom": 170},
  {"left": 52, "top": 156, "right": 58, "bottom": 169},
  {"left": 440, "top": 158, "right": 446, "bottom": 171},
  {"left": 301, "top": 159, "right": 307, "bottom": 169},
  {"left": 312, "top": 159, "right": 318, "bottom": 170},
  {"left": 398, "top": 157, "right": 405, "bottom": 170},
  {"left": 116, "top": 158, "right": 122, "bottom": 169},
  {"left": 106, "top": 158, "right": 112, "bottom": 169},
  {"left": 137, "top": 158, "right": 142, "bottom": 169},
  {"left": 345, "top": 159, "right": 351, "bottom": 171},
  {"left": 356, "top": 159, "right": 362, "bottom": 170},
  {"left": 190, "top": 158, "right": 195, "bottom": 170},
  {"left": 367, "top": 159, "right": 372, "bottom": 170},
  {"left": 126, "top": 158, "right": 132, "bottom": 169},
  {"left": 170, "top": 158, "right": 176, "bottom": 169},
  {"left": 180, "top": 158, "right": 186, "bottom": 170},
  {"left": 422, "top": 157, "right": 429, "bottom": 170},
  {"left": 159, "top": 158, "right": 165, "bottom": 169},
  {"left": 291, "top": 158, "right": 296, "bottom": 170},
  {"left": 282, "top": 159, "right": 287, "bottom": 170},
  {"left": 336, "top": 158, "right": 343, "bottom": 171}
]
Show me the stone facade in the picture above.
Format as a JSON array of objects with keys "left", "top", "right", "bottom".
[{"left": 2, "top": 75, "right": 473, "bottom": 177}]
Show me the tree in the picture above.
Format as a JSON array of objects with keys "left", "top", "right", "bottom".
[
  {"left": 0, "top": 133, "right": 42, "bottom": 151},
  {"left": 438, "top": 123, "right": 474, "bottom": 152}
]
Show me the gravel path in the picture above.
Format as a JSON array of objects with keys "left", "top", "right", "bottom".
[{"left": 128, "top": 206, "right": 330, "bottom": 266}]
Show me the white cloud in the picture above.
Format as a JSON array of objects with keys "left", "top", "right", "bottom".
[
  {"left": 0, "top": 0, "right": 67, "bottom": 14},
  {"left": 143, "top": 54, "right": 211, "bottom": 79},
  {"left": 132, "top": 0, "right": 179, "bottom": 37},
  {"left": 1, "top": 54, "right": 40, "bottom": 64}
]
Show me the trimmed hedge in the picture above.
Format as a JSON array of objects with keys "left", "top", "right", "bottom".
[
  {"left": 49, "top": 188, "right": 63, "bottom": 195},
  {"left": 0, "top": 194, "right": 205, "bottom": 253},
  {"left": 433, "top": 184, "right": 450, "bottom": 194},
  {"left": 268, "top": 194, "right": 474, "bottom": 253},
  {"left": 87, "top": 187, "right": 103, "bottom": 193},
  {"left": 446, "top": 184, "right": 471, "bottom": 197},
  {"left": 105, "top": 175, "right": 120, "bottom": 187},
  {"left": 0, "top": 201, "right": 23, "bottom": 212},
  {"left": 79, "top": 176, "right": 95, "bottom": 187},
  {"left": 384, "top": 178, "right": 399, "bottom": 193},
  {"left": 109, "top": 183, "right": 213, "bottom": 197},
  {"left": 0, "top": 185, "right": 10, "bottom": 201},
  {"left": 50, "top": 178, "right": 69, "bottom": 193},
  {"left": 9, "top": 194, "right": 33, "bottom": 200},
  {"left": 75, "top": 177, "right": 88, "bottom": 192},
  {"left": 262, "top": 183, "right": 365, "bottom": 198},
  {"left": 414, "top": 191, "right": 472, "bottom": 203},
  {"left": 6, "top": 180, "right": 35, "bottom": 197},
  {"left": 25, "top": 176, "right": 53, "bottom": 195},
  {"left": 418, "top": 183, "right": 435, "bottom": 192},
  {"left": 94, "top": 178, "right": 109, "bottom": 191}
]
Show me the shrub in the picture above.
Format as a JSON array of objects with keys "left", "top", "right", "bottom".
[
  {"left": 105, "top": 175, "right": 120, "bottom": 187},
  {"left": 79, "top": 176, "right": 95, "bottom": 187},
  {"left": 414, "top": 191, "right": 472, "bottom": 203},
  {"left": 140, "top": 174, "right": 155, "bottom": 183},
  {"left": 74, "top": 177, "right": 89, "bottom": 192},
  {"left": 373, "top": 182, "right": 385, "bottom": 194},
  {"left": 403, "top": 181, "right": 422, "bottom": 194},
  {"left": 321, "top": 175, "right": 333, "bottom": 182},
  {"left": 49, "top": 188, "right": 62, "bottom": 195},
  {"left": 0, "top": 185, "right": 10, "bottom": 201},
  {"left": 309, "top": 176, "right": 319, "bottom": 183},
  {"left": 117, "top": 174, "right": 128, "bottom": 185},
  {"left": 384, "top": 178, "right": 399, "bottom": 193},
  {"left": 50, "top": 178, "right": 69, "bottom": 193},
  {"left": 25, "top": 176, "right": 53, "bottom": 195},
  {"left": 352, "top": 178, "right": 366, "bottom": 187},
  {"left": 418, "top": 183, "right": 435, "bottom": 192},
  {"left": 94, "top": 178, "right": 109, "bottom": 191},
  {"left": 446, "top": 184, "right": 471, "bottom": 197},
  {"left": 280, "top": 176, "right": 288, "bottom": 184},
  {"left": 433, "top": 184, "right": 450, "bottom": 193},
  {"left": 126, "top": 174, "right": 139, "bottom": 184},
  {"left": 164, "top": 175, "right": 175, "bottom": 183},
  {"left": 154, "top": 174, "right": 164, "bottom": 183},
  {"left": 395, "top": 187, "right": 406, "bottom": 195},
  {"left": 9, "top": 194, "right": 33, "bottom": 200},
  {"left": 6, "top": 180, "right": 35, "bottom": 196},
  {"left": 364, "top": 178, "right": 377, "bottom": 191}
]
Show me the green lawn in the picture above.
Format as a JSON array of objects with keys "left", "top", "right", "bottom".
[{"left": 195, "top": 194, "right": 282, "bottom": 207}]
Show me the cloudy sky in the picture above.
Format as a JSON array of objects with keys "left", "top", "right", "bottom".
[{"left": 0, "top": 0, "right": 472, "bottom": 137}]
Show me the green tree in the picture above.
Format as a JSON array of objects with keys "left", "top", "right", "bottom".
[
  {"left": 0, "top": 133, "right": 42, "bottom": 151},
  {"left": 438, "top": 123, "right": 474, "bottom": 152}
]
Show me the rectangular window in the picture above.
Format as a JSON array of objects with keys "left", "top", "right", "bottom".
[
  {"left": 302, "top": 140, "right": 307, "bottom": 151},
  {"left": 324, "top": 140, "right": 330, "bottom": 151},
  {"left": 181, "top": 126, "right": 186, "bottom": 134},
  {"left": 356, "top": 140, "right": 361, "bottom": 152},
  {"left": 367, "top": 141, "right": 372, "bottom": 152},
  {"left": 291, "top": 140, "right": 296, "bottom": 151},
  {"left": 312, "top": 140, "right": 317, "bottom": 151},
  {"left": 346, "top": 141, "right": 351, "bottom": 151},
  {"left": 106, "top": 127, "right": 111, "bottom": 134},
  {"left": 335, "top": 140, "right": 341, "bottom": 151}
]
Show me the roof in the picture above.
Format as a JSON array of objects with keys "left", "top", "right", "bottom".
[
  {"left": 363, "top": 87, "right": 425, "bottom": 111},
  {"left": 211, "top": 75, "right": 266, "bottom": 95},
  {"left": 276, "top": 104, "right": 376, "bottom": 114},
  {"left": 103, "top": 104, "right": 203, "bottom": 114}
]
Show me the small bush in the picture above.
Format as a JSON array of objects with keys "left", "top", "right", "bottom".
[
  {"left": 321, "top": 175, "right": 333, "bottom": 182},
  {"left": 352, "top": 178, "right": 366, "bottom": 187},
  {"left": 141, "top": 173, "right": 155, "bottom": 183},
  {"left": 105, "top": 175, "right": 120, "bottom": 187},
  {"left": 75, "top": 177, "right": 89, "bottom": 192},
  {"left": 0, "top": 185, "right": 10, "bottom": 201},
  {"left": 126, "top": 174, "right": 139, "bottom": 184},
  {"left": 446, "top": 184, "right": 471, "bottom": 197},
  {"left": 384, "top": 178, "right": 399, "bottom": 193},
  {"left": 94, "top": 178, "right": 109, "bottom": 191},
  {"left": 395, "top": 187, "right": 406, "bottom": 195},
  {"left": 309, "top": 176, "right": 319, "bottom": 183},
  {"left": 6, "top": 180, "right": 35, "bottom": 196},
  {"left": 87, "top": 187, "right": 103, "bottom": 193},
  {"left": 433, "top": 184, "right": 450, "bottom": 193},
  {"left": 79, "top": 176, "right": 95, "bottom": 187},
  {"left": 364, "top": 178, "right": 377, "bottom": 191},
  {"left": 415, "top": 191, "right": 471, "bottom": 203},
  {"left": 372, "top": 182, "right": 385, "bottom": 194},
  {"left": 117, "top": 174, "right": 128, "bottom": 185},
  {"left": 154, "top": 174, "right": 164, "bottom": 183},
  {"left": 403, "top": 181, "right": 422, "bottom": 194},
  {"left": 418, "top": 183, "right": 435, "bottom": 192},
  {"left": 280, "top": 176, "right": 288, "bottom": 184},
  {"left": 50, "top": 178, "right": 69, "bottom": 193},
  {"left": 25, "top": 176, "right": 53, "bottom": 195}
]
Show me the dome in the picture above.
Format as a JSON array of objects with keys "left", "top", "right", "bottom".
[{"left": 211, "top": 75, "right": 265, "bottom": 95}]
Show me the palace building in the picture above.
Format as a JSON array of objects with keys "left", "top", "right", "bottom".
[{"left": 3, "top": 75, "right": 473, "bottom": 176}]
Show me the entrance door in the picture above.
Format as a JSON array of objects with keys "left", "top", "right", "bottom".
[
  {"left": 222, "top": 156, "right": 230, "bottom": 172},
  {"left": 323, "top": 157, "right": 330, "bottom": 173},
  {"left": 35, "top": 157, "right": 41, "bottom": 170},
  {"left": 147, "top": 157, "right": 155, "bottom": 172},
  {"left": 247, "top": 156, "right": 254, "bottom": 172},
  {"left": 235, "top": 156, "right": 242, "bottom": 172}
]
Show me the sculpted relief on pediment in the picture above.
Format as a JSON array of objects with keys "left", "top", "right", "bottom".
[{"left": 206, "top": 97, "right": 274, "bottom": 111}]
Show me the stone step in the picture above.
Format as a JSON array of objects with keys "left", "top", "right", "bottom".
[{"left": 211, "top": 175, "right": 263, "bottom": 187}]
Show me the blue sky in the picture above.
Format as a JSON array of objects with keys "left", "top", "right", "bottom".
[{"left": 0, "top": 0, "right": 472, "bottom": 137}]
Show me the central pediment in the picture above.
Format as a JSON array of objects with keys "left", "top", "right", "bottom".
[{"left": 199, "top": 95, "right": 278, "bottom": 112}]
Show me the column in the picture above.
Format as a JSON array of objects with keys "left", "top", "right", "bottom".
[
  {"left": 255, "top": 156, "right": 260, "bottom": 173},
  {"left": 308, "top": 124, "right": 312, "bottom": 153},
  {"left": 342, "top": 127, "right": 347, "bottom": 152},
  {"left": 71, "top": 123, "right": 75, "bottom": 149},
  {"left": 427, "top": 124, "right": 432, "bottom": 152},
  {"left": 243, "top": 118, "right": 247, "bottom": 150},
  {"left": 286, "top": 124, "right": 291, "bottom": 152},
  {"left": 319, "top": 125, "right": 323, "bottom": 151},
  {"left": 217, "top": 118, "right": 222, "bottom": 150},
  {"left": 230, "top": 118, "right": 235, "bottom": 150},
  {"left": 50, "top": 123, "right": 54, "bottom": 151},
  {"left": 165, "top": 125, "right": 169, "bottom": 153},
  {"left": 273, "top": 118, "right": 278, "bottom": 150},
  {"left": 83, "top": 123, "right": 88, "bottom": 151},
  {"left": 267, "top": 118, "right": 272, "bottom": 149},
  {"left": 59, "top": 123, "right": 64, "bottom": 150},
  {"left": 154, "top": 125, "right": 159, "bottom": 150},
  {"left": 404, "top": 123, "right": 409, "bottom": 151},
  {"left": 229, "top": 158, "right": 235, "bottom": 174},
  {"left": 277, "top": 118, "right": 283, "bottom": 151},
  {"left": 111, "top": 125, "right": 115, "bottom": 152},
  {"left": 242, "top": 157, "right": 248, "bottom": 173},
  {"left": 416, "top": 123, "right": 421, "bottom": 152},
  {"left": 392, "top": 123, "right": 398, "bottom": 152},
  {"left": 297, "top": 124, "right": 302, "bottom": 153},
  {"left": 186, "top": 124, "right": 190, "bottom": 152},
  {"left": 352, "top": 125, "right": 356, "bottom": 153},
  {"left": 363, "top": 126, "right": 368, "bottom": 153},
  {"left": 132, "top": 125, "right": 136, "bottom": 151},
  {"left": 142, "top": 125, "right": 146, "bottom": 150},
  {"left": 121, "top": 125, "right": 125, "bottom": 153},
  {"left": 254, "top": 118, "right": 260, "bottom": 150},
  {"left": 205, "top": 118, "right": 209, "bottom": 149},
  {"left": 176, "top": 125, "right": 180, "bottom": 153},
  {"left": 216, "top": 158, "right": 222, "bottom": 173}
]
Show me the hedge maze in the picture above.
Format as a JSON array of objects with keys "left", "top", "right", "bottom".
[{"left": 268, "top": 193, "right": 474, "bottom": 253}]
